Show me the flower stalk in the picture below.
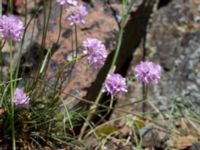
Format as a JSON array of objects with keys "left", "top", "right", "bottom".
[{"left": 9, "top": 40, "right": 16, "bottom": 150}]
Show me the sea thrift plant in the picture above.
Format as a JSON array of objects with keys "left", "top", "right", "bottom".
[
  {"left": 14, "top": 88, "right": 30, "bottom": 109},
  {"left": 66, "top": 4, "right": 88, "bottom": 25},
  {"left": 83, "top": 38, "right": 108, "bottom": 68},
  {"left": 104, "top": 73, "right": 128, "bottom": 96},
  {"left": 0, "top": 15, "right": 24, "bottom": 42},
  {"left": 56, "top": 0, "right": 77, "bottom": 5},
  {"left": 134, "top": 61, "right": 161, "bottom": 85}
]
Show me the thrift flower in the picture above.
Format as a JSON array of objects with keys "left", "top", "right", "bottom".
[
  {"left": 14, "top": 88, "right": 30, "bottom": 109},
  {"left": 104, "top": 73, "right": 128, "bottom": 96},
  {"left": 0, "top": 15, "right": 24, "bottom": 42},
  {"left": 83, "top": 38, "right": 107, "bottom": 68},
  {"left": 66, "top": 4, "right": 88, "bottom": 25},
  {"left": 134, "top": 61, "right": 161, "bottom": 85},
  {"left": 56, "top": 0, "right": 77, "bottom": 5}
]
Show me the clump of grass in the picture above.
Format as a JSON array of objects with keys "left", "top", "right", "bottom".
[{"left": 0, "top": 80, "right": 90, "bottom": 148}]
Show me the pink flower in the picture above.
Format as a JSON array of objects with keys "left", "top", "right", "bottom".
[
  {"left": 83, "top": 38, "right": 107, "bottom": 68},
  {"left": 104, "top": 73, "right": 128, "bottom": 96},
  {"left": 134, "top": 61, "right": 161, "bottom": 85},
  {"left": 0, "top": 15, "right": 24, "bottom": 42},
  {"left": 14, "top": 88, "right": 30, "bottom": 109},
  {"left": 66, "top": 4, "right": 88, "bottom": 25}
]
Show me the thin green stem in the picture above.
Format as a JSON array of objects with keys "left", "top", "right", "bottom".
[
  {"left": 56, "top": 5, "right": 63, "bottom": 44},
  {"left": 142, "top": 25, "right": 147, "bottom": 114},
  {"left": 110, "top": 0, "right": 134, "bottom": 69},
  {"left": 43, "top": 1, "right": 52, "bottom": 48},
  {"left": 74, "top": 24, "right": 78, "bottom": 58},
  {"left": 0, "top": 41, "right": 5, "bottom": 81},
  {"left": 109, "top": 95, "right": 114, "bottom": 108},
  {"left": 0, "top": 41, "right": 5, "bottom": 96},
  {"left": 41, "top": 0, "right": 47, "bottom": 50},
  {"left": 9, "top": 0, "right": 13, "bottom": 13},
  {"left": 110, "top": 0, "right": 127, "bottom": 69},
  {"left": 24, "top": 0, "right": 28, "bottom": 25},
  {"left": 142, "top": 85, "right": 148, "bottom": 113},
  {"left": 9, "top": 40, "right": 16, "bottom": 150}
]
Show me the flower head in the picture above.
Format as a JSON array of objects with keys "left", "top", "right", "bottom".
[
  {"left": 57, "top": 0, "right": 77, "bottom": 6},
  {"left": 14, "top": 88, "right": 30, "bottom": 109},
  {"left": 66, "top": 4, "right": 88, "bottom": 25},
  {"left": 0, "top": 15, "right": 24, "bottom": 42},
  {"left": 83, "top": 38, "right": 107, "bottom": 68},
  {"left": 104, "top": 73, "right": 128, "bottom": 96},
  {"left": 134, "top": 61, "right": 161, "bottom": 85}
]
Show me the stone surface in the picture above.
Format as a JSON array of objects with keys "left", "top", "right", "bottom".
[
  {"left": 129, "top": 0, "right": 200, "bottom": 112},
  {"left": 43, "top": 0, "right": 120, "bottom": 108},
  {"left": 139, "top": 124, "right": 168, "bottom": 148}
]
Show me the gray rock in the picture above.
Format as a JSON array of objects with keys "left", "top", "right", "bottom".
[
  {"left": 139, "top": 124, "right": 168, "bottom": 148},
  {"left": 133, "top": 0, "right": 200, "bottom": 109}
]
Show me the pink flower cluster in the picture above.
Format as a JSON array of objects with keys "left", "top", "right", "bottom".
[
  {"left": 14, "top": 88, "right": 30, "bottom": 109},
  {"left": 66, "top": 4, "right": 88, "bottom": 25},
  {"left": 104, "top": 73, "right": 127, "bottom": 96},
  {"left": 57, "top": 0, "right": 88, "bottom": 25},
  {"left": 0, "top": 15, "right": 24, "bottom": 42},
  {"left": 134, "top": 61, "right": 161, "bottom": 85},
  {"left": 102, "top": 61, "right": 161, "bottom": 96},
  {"left": 83, "top": 38, "right": 107, "bottom": 69}
]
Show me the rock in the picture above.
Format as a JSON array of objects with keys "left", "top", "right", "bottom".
[
  {"left": 139, "top": 124, "right": 168, "bottom": 149},
  {"left": 130, "top": 0, "right": 200, "bottom": 111},
  {"left": 190, "top": 142, "right": 200, "bottom": 150}
]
